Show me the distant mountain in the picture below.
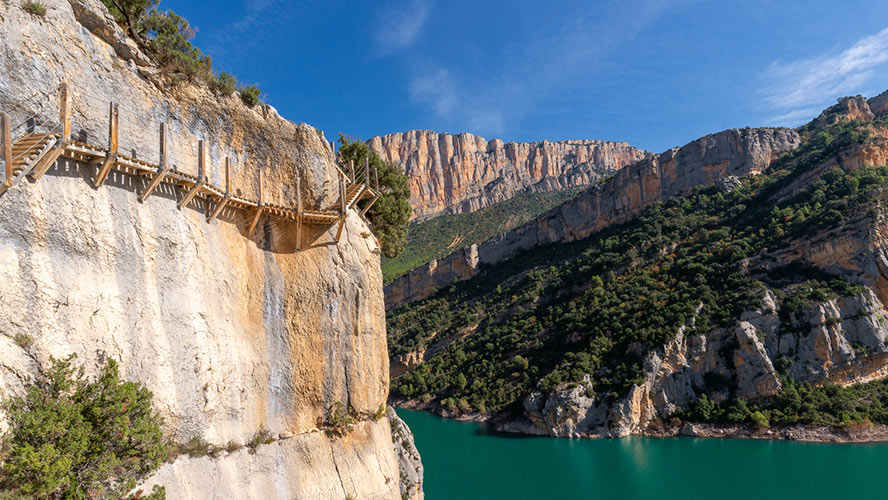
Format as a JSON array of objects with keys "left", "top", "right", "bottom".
[
  {"left": 387, "top": 92, "right": 888, "bottom": 440},
  {"left": 385, "top": 126, "right": 801, "bottom": 307},
  {"left": 368, "top": 130, "right": 649, "bottom": 222}
]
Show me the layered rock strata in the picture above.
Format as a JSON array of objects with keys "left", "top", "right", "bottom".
[
  {"left": 386, "top": 127, "right": 802, "bottom": 307},
  {"left": 368, "top": 130, "right": 649, "bottom": 222}
]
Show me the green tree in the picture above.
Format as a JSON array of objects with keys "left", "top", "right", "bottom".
[
  {"left": 337, "top": 135, "right": 412, "bottom": 258},
  {"left": 0, "top": 355, "right": 167, "bottom": 499}
]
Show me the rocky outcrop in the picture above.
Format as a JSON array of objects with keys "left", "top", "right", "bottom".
[
  {"left": 368, "top": 130, "right": 649, "bottom": 222},
  {"left": 503, "top": 290, "right": 888, "bottom": 438},
  {"left": 386, "top": 127, "right": 802, "bottom": 307},
  {"left": 388, "top": 407, "right": 424, "bottom": 500},
  {"left": 0, "top": 1, "right": 421, "bottom": 498}
]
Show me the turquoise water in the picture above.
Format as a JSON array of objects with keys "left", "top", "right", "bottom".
[{"left": 397, "top": 408, "right": 888, "bottom": 500}]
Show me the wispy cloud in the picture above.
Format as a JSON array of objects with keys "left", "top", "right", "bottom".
[
  {"left": 763, "top": 27, "right": 888, "bottom": 125},
  {"left": 403, "top": 0, "right": 684, "bottom": 139},
  {"left": 373, "top": 0, "right": 431, "bottom": 55}
]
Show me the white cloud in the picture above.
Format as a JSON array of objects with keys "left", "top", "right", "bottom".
[
  {"left": 763, "top": 27, "right": 888, "bottom": 124},
  {"left": 374, "top": 0, "right": 431, "bottom": 55}
]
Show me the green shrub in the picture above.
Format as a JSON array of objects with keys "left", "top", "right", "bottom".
[
  {"left": 12, "top": 333, "right": 34, "bottom": 349},
  {"left": 239, "top": 84, "right": 261, "bottom": 107},
  {"left": 247, "top": 426, "right": 274, "bottom": 453},
  {"left": 22, "top": 1, "right": 46, "bottom": 16},
  {"left": 180, "top": 436, "right": 212, "bottom": 458},
  {"left": 373, "top": 403, "right": 387, "bottom": 421},
  {"left": 337, "top": 135, "right": 412, "bottom": 258},
  {"left": 210, "top": 71, "right": 238, "bottom": 96},
  {"left": 0, "top": 355, "right": 167, "bottom": 499},
  {"left": 323, "top": 402, "right": 355, "bottom": 437}
]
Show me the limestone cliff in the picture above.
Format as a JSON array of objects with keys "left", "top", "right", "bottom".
[
  {"left": 368, "top": 130, "right": 649, "bottom": 222},
  {"left": 386, "top": 127, "right": 801, "bottom": 307},
  {"left": 0, "top": 1, "right": 421, "bottom": 498}
]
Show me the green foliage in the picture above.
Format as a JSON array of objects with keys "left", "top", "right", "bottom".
[
  {"left": 12, "top": 334, "right": 33, "bottom": 350},
  {"left": 680, "top": 376, "right": 888, "bottom": 428},
  {"left": 246, "top": 427, "right": 274, "bottom": 454},
  {"left": 0, "top": 355, "right": 167, "bottom": 499},
  {"left": 239, "top": 84, "right": 261, "bottom": 107},
  {"left": 22, "top": 1, "right": 47, "bottom": 16},
  {"left": 387, "top": 117, "right": 888, "bottom": 418},
  {"left": 179, "top": 436, "right": 211, "bottom": 458},
  {"left": 337, "top": 136, "right": 412, "bottom": 258},
  {"left": 323, "top": 402, "right": 356, "bottom": 438},
  {"left": 381, "top": 188, "right": 584, "bottom": 283},
  {"left": 210, "top": 71, "right": 238, "bottom": 96},
  {"left": 373, "top": 404, "right": 387, "bottom": 422}
]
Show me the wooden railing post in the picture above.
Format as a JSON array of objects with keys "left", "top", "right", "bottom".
[
  {"left": 364, "top": 157, "right": 370, "bottom": 186},
  {"left": 138, "top": 123, "right": 168, "bottom": 202},
  {"left": 94, "top": 102, "right": 118, "bottom": 187},
  {"left": 2, "top": 113, "right": 11, "bottom": 188},
  {"left": 336, "top": 176, "right": 346, "bottom": 241},
  {"left": 59, "top": 82, "right": 71, "bottom": 142},
  {"left": 296, "top": 174, "right": 303, "bottom": 251},
  {"left": 374, "top": 166, "right": 379, "bottom": 193},
  {"left": 348, "top": 159, "right": 355, "bottom": 185}
]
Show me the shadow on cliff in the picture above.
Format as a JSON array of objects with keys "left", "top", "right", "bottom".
[{"left": 41, "top": 157, "right": 338, "bottom": 254}]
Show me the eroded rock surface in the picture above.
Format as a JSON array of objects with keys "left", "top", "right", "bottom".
[
  {"left": 387, "top": 127, "right": 801, "bottom": 307},
  {"left": 0, "top": 1, "right": 422, "bottom": 498},
  {"left": 369, "top": 130, "right": 649, "bottom": 222}
]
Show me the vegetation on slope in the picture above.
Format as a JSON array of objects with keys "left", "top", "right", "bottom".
[
  {"left": 101, "top": 0, "right": 262, "bottom": 102},
  {"left": 337, "top": 136, "right": 412, "bottom": 258},
  {"left": 381, "top": 188, "right": 585, "bottom": 283},
  {"left": 0, "top": 356, "right": 167, "bottom": 499},
  {"left": 388, "top": 117, "right": 882, "bottom": 418}
]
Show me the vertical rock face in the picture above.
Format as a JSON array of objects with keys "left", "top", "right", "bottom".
[
  {"left": 0, "top": 1, "right": 421, "bottom": 498},
  {"left": 386, "top": 127, "right": 802, "bottom": 307},
  {"left": 368, "top": 130, "right": 649, "bottom": 222}
]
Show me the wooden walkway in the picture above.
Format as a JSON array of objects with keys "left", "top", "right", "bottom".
[{"left": 0, "top": 83, "right": 379, "bottom": 250}]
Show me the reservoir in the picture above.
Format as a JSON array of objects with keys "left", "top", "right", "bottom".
[{"left": 397, "top": 408, "right": 888, "bottom": 500}]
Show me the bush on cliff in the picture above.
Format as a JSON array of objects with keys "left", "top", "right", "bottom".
[
  {"left": 102, "top": 0, "right": 264, "bottom": 101},
  {"left": 0, "top": 355, "right": 167, "bottom": 499},
  {"left": 337, "top": 135, "right": 412, "bottom": 258}
]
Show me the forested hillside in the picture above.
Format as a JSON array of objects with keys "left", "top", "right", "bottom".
[{"left": 387, "top": 94, "right": 888, "bottom": 437}]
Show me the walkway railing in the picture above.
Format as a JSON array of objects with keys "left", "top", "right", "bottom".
[{"left": 0, "top": 82, "right": 380, "bottom": 251}]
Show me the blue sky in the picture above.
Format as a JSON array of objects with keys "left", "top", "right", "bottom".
[{"left": 162, "top": 0, "right": 888, "bottom": 153}]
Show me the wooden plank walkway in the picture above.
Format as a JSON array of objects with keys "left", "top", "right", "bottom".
[{"left": 0, "top": 83, "right": 381, "bottom": 249}]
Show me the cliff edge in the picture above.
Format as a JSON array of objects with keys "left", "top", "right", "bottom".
[{"left": 0, "top": 1, "right": 422, "bottom": 498}]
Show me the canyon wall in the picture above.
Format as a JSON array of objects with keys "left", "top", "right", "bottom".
[
  {"left": 386, "top": 127, "right": 802, "bottom": 307},
  {"left": 368, "top": 130, "right": 649, "bottom": 222},
  {"left": 0, "top": 1, "right": 421, "bottom": 498}
]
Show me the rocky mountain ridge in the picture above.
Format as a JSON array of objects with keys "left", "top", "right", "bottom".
[
  {"left": 385, "top": 126, "right": 802, "bottom": 307},
  {"left": 387, "top": 93, "right": 888, "bottom": 440},
  {"left": 0, "top": 1, "right": 422, "bottom": 498},
  {"left": 368, "top": 130, "right": 649, "bottom": 222}
]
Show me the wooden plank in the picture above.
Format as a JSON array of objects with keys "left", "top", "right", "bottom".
[
  {"left": 335, "top": 176, "right": 346, "bottom": 241},
  {"left": 59, "top": 82, "right": 71, "bottom": 142},
  {"left": 2, "top": 113, "right": 11, "bottom": 188},
  {"left": 94, "top": 102, "right": 119, "bottom": 188},
  {"left": 28, "top": 145, "right": 64, "bottom": 181},
  {"left": 361, "top": 194, "right": 380, "bottom": 216},
  {"left": 296, "top": 174, "right": 302, "bottom": 250},
  {"left": 138, "top": 124, "right": 167, "bottom": 202},
  {"left": 139, "top": 166, "right": 168, "bottom": 202},
  {"left": 178, "top": 179, "right": 204, "bottom": 209},
  {"left": 208, "top": 194, "right": 230, "bottom": 222}
]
